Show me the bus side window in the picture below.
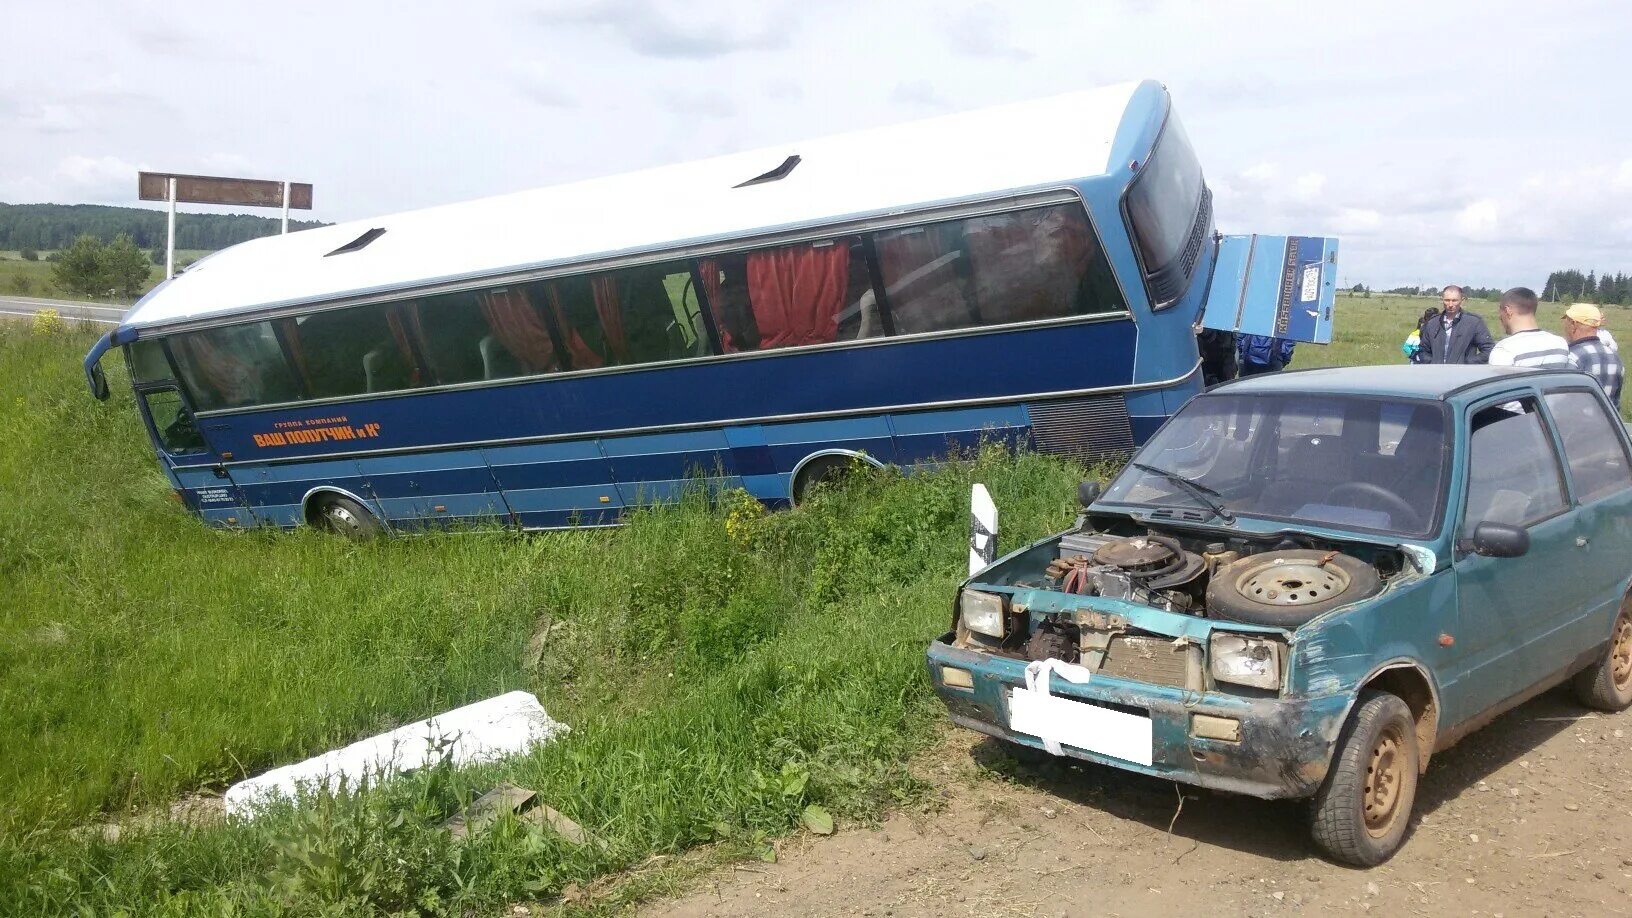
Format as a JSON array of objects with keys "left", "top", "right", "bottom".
[
  {"left": 403, "top": 292, "right": 496, "bottom": 386},
  {"left": 127, "top": 339, "right": 173, "bottom": 383},
  {"left": 141, "top": 388, "right": 206, "bottom": 455},
  {"left": 171, "top": 322, "right": 301, "bottom": 411},
  {"left": 873, "top": 222, "right": 978, "bottom": 336},
  {"left": 964, "top": 204, "right": 1124, "bottom": 323},
  {"left": 284, "top": 302, "right": 425, "bottom": 398},
  {"left": 703, "top": 237, "right": 875, "bottom": 353}
]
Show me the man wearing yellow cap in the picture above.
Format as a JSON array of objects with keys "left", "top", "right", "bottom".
[{"left": 1563, "top": 303, "right": 1623, "bottom": 408}]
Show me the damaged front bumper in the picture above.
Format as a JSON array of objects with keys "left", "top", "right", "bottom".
[{"left": 927, "top": 632, "right": 1350, "bottom": 799}]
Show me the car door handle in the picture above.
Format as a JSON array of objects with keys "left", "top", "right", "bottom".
[{"left": 1576, "top": 536, "right": 1590, "bottom": 548}]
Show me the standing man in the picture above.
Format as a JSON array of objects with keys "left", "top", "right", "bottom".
[
  {"left": 1237, "top": 334, "right": 1295, "bottom": 376},
  {"left": 1488, "top": 287, "right": 1578, "bottom": 369},
  {"left": 1418, "top": 285, "right": 1495, "bottom": 364},
  {"left": 1563, "top": 303, "right": 1623, "bottom": 406}
]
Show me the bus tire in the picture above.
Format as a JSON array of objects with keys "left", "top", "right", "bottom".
[
  {"left": 311, "top": 494, "right": 383, "bottom": 540},
  {"left": 792, "top": 454, "right": 862, "bottom": 505}
]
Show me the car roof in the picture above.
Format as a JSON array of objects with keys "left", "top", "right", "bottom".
[{"left": 1209, "top": 364, "right": 1572, "bottom": 400}]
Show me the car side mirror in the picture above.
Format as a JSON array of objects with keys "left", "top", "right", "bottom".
[
  {"left": 1077, "top": 480, "right": 1102, "bottom": 508},
  {"left": 1468, "top": 521, "right": 1529, "bottom": 558}
]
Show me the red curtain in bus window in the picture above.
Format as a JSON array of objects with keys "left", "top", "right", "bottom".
[
  {"left": 590, "top": 276, "right": 630, "bottom": 363},
  {"left": 697, "top": 258, "right": 735, "bottom": 352},
  {"left": 745, "top": 243, "right": 848, "bottom": 348},
  {"left": 543, "top": 285, "right": 604, "bottom": 370},
  {"left": 479, "top": 288, "right": 559, "bottom": 373},
  {"left": 384, "top": 306, "right": 423, "bottom": 386}
]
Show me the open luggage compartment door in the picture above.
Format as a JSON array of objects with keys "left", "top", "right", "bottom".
[{"left": 1200, "top": 234, "right": 1338, "bottom": 344}]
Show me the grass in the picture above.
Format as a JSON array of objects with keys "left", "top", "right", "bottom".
[
  {"left": 0, "top": 250, "right": 212, "bottom": 303},
  {"left": 0, "top": 293, "right": 1617, "bottom": 914},
  {"left": 0, "top": 319, "right": 1088, "bottom": 914}
]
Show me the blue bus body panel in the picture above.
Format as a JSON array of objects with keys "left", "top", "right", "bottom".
[
  {"left": 189, "top": 319, "right": 1138, "bottom": 465},
  {"left": 176, "top": 319, "right": 1148, "bottom": 529},
  {"left": 1200, "top": 234, "right": 1339, "bottom": 344}
]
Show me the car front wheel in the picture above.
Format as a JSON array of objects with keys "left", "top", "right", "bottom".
[{"left": 1309, "top": 690, "right": 1419, "bottom": 866}]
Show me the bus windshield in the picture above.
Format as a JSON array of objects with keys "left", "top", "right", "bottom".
[
  {"left": 1126, "top": 114, "right": 1205, "bottom": 303},
  {"left": 1101, "top": 393, "right": 1449, "bottom": 538}
]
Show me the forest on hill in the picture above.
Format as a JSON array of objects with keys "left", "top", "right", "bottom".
[{"left": 0, "top": 202, "right": 325, "bottom": 252}]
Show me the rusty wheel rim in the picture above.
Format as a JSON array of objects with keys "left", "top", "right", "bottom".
[
  {"left": 1611, "top": 617, "right": 1632, "bottom": 692},
  {"left": 1362, "top": 724, "right": 1406, "bottom": 837}
]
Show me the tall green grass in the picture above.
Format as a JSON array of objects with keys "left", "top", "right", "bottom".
[{"left": 0, "top": 322, "right": 1085, "bottom": 914}]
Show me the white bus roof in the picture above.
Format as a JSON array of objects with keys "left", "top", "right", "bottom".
[{"left": 122, "top": 81, "right": 1149, "bottom": 333}]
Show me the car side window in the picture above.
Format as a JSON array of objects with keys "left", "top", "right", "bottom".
[
  {"left": 1544, "top": 389, "right": 1632, "bottom": 503},
  {"left": 1460, "top": 397, "right": 1568, "bottom": 538}
]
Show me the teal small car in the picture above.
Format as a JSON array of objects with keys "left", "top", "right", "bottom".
[{"left": 928, "top": 365, "right": 1632, "bottom": 865}]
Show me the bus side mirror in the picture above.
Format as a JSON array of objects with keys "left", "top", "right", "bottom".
[
  {"left": 88, "top": 362, "right": 110, "bottom": 401},
  {"left": 1077, "top": 480, "right": 1102, "bottom": 508}
]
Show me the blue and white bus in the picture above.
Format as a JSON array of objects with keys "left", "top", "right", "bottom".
[{"left": 83, "top": 79, "right": 1338, "bottom": 535}]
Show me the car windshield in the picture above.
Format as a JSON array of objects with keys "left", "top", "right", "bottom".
[{"left": 1101, "top": 393, "right": 1449, "bottom": 538}]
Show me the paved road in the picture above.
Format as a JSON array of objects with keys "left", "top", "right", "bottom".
[{"left": 0, "top": 295, "right": 125, "bottom": 326}]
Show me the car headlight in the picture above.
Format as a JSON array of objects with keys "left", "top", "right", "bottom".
[
  {"left": 1209, "top": 632, "right": 1284, "bottom": 690},
  {"left": 960, "top": 589, "right": 1006, "bottom": 638}
]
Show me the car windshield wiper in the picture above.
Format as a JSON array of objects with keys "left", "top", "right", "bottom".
[{"left": 1128, "top": 461, "right": 1236, "bottom": 523}]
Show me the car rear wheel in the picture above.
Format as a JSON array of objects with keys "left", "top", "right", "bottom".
[
  {"left": 1573, "top": 605, "right": 1632, "bottom": 712},
  {"left": 1309, "top": 690, "right": 1418, "bottom": 866}
]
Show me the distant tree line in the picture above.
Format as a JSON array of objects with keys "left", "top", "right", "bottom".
[
  {"left": 1380, "top": 283, "right": 1504, "bottom": 300},
  {"left": 0, "top": 202, "right": 325, "bottom": 252},
  {"left": 1541, "top": 269, "right": 1632, "bottom": 306}
]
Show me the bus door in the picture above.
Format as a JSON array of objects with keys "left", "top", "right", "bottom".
[
  {"left": 124, "top": 339, "right": 256, "bottom": 527},
  {"left": 1200, "top": 235, "right": 1339, "bottom": 345},
  {"left": 134, "top": 383, "right": 255, "bottom": 527}
]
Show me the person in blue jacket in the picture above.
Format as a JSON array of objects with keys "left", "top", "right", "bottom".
[{"left": 1237, "top": 334, "right": 1295, "bottom": 375}]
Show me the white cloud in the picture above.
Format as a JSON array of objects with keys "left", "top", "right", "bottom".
[
  {"left": 0, "top": 0, "right": 1628, "bottom": 290},
  {"left": 1454, "top": 199, "right": 1500, "bottom": 242}
]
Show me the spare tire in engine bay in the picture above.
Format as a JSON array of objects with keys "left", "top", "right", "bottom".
[{"left": 1206, "top": 549, "right": 1381, "bottom": 627}]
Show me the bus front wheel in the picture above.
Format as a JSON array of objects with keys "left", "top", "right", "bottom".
[{"left": 311, "top": 495, "right": 383, "bottom": 540}]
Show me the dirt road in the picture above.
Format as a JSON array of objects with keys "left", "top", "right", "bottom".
[{"left": 648, "top": 689, "right": 1631, "bottom": 917}]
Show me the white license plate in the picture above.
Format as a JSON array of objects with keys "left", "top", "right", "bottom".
[{"left": 1008, "top": 687, "right": 1154, "bottom": 766}]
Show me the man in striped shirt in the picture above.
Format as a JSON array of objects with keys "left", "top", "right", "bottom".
[
  {"left": 1488, "top": 287, "right": 1579, "bottom": 370},
  {"left": 1563, "top": 302, "right": 1624, "bottom": 407}
]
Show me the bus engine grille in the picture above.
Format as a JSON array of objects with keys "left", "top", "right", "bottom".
[
  {"left": 1098, "top": 634, "right": 1201, "bottom": 691},
  {"left": 1027, "top": 395, "right": 1134, "bottom": 461}
]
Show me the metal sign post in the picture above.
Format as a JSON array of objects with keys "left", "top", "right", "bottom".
[
  {"left": 165, "top": 178, "right": 177, "bottom": 279},
  {"left": 138, "top": 172, "right": 313, "bottom": 275}
]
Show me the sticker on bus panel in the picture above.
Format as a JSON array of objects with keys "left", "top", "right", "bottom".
[{"left": 1200, "top": 234, "right": 1338, "bottom": 345}]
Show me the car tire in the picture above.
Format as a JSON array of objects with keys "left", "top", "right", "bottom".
[
  {"left": 1572, "top": 606, "right": 1632, "bottom": 712},
  {"left": 1208, "top": 550, "right": 1381, "bottom": 628},
  {"left": 313, "top": 494, "right": 384, "bottom": 541},
  {"left": 1309, "top": 690, "right": 1418, "bottom": 867}
]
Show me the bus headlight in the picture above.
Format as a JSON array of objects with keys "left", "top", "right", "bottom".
[
  {"left": 1209, "top": 632, "right": 1284, "bottom": 690},
  {"left": 960, "top": 590, "right": 1006, "bottom": 638}
]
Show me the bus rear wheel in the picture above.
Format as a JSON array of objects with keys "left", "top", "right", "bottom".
[
  {"left": 792, "top": 455, "right": 864, "bottom": 506},
  {"left": 312, "top": 495, "right": 383, "bottom": 541}
]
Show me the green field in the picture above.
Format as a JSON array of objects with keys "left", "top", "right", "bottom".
[
  {"left": 0, "top": 294, "right": 1614, "bottom": 914},
  {"left": 0, "top": 250, "right": 212, "bottom": 303}
]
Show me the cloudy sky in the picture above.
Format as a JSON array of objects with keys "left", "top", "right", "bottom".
[{"left": 4, "top": 0, "right": 1629, "bottom": 288}]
